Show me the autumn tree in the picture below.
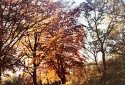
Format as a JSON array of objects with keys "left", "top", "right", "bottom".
[
  {"left": 18, "top": 1, "right": 85, "bottom": 85},
  {"left": 18, "top": 1, "right": 67, "bottom": 85},
  {"left": 0, "top": 0, "right": 52, "bottom": 83},
  {"left": 42, "top": 3, "right": 85, "bottom": 84}
]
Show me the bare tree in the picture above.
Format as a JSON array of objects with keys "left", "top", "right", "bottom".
[{"left": 81, "top": 0, "right": 121, "bottom": 84}]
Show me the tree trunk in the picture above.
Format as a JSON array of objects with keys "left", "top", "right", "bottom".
[
  {"left": 32, "top": 55, "right": 38, "bottom": 85},
  {"left": 94, "top": 55, "right": 101, "bottom": 74},
  {"left": 100, "top": 45, "right": 107, "bottom": 85},
  {"left": 32, "top": 32, "right": 39, "bottom": 85},
  {"left": 33, "top": 68, "right": 38, "bottom": 85},
  {"left": 60, "top": 75, "right": 66, "bottom": 84},
  {"left": 102, "top": 49, "right": 106, "bottom": 71},
  {"left": 56, "top": 54, "right": 66, "bottom": 84}
]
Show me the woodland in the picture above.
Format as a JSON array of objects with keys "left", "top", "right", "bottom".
[{"left": 0, "top": 0, "right": 125, "bottom": 85}]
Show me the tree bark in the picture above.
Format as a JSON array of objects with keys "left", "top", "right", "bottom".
[
  {"left": 32, "top": 32, "right": 39, "bottom": 85},
  {"left": 60, "top": 75, "right": 66, "bottom": 84},
  {"left": 32, "top": 52, "right": 38, "bottom": 85},
  {"left": 100, "top": 45, "right": 107, "bottom": 85},
  {"left": 101, "top": 48, "right": 106, "bottom": 71},
  {"left": 56, "top": 54, "right": 66, "bottom": 84},
  {"left": 33, "top": 68, "right": 38, "bottom": 85},
  {"left": 94, "top": 55, "right": 101, "bottom": 74}
]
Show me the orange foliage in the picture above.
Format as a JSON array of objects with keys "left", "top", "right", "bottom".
[{"left": 17, "top": 0, "right": 85, "bottom": 84}]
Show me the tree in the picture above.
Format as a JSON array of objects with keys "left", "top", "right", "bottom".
[
  {"left": 42, "top": 4, "right": 85, "bottom": 84},
  {"left": 81, "top": 0, "right": 121, "bottom": 84},
  {"left": 0, "top": 0, "right": 52, "bottom": 83},
  {"left": 18, "top": 1, "right": 85, "bottom": 85},
  {"left": 18, "top": 1, "right": 65, "bottom": 85}
]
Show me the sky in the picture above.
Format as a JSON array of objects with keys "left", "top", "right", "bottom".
[
  {"left": 73, "top": 0, "right": 104, "bottom": 62},
  {"left": 73, "top": 0, "right": 84, "bottom": 4},
  {"left": 54, "top": 0, "right": 85, "bottom": 5}
]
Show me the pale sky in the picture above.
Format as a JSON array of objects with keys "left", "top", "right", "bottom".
[
  {"left": 54, "top": 0, "right": 85, "bottom": 5},
  {"left": 74, "top": 0, "right": 85, "bottom": 4}
]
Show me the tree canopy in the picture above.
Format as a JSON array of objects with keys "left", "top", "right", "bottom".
[{"left": 1, "top": 0, "right": 125, "bottom": 85}]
